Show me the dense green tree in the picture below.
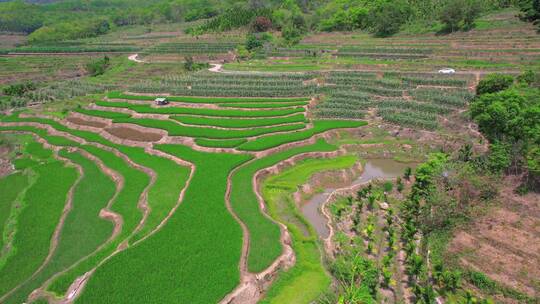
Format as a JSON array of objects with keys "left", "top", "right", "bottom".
[
  {"left": 439, "top": 0, "right": 481, "bottom": 32},
  {"left": 476, "top": 74, "right": 514, "bottom": 95},
  {"left": 371, "top": 0, "right": 412, "bottom": 37},
  {"left": 85, "top": 56, "right": 110, "bottom": 76}
]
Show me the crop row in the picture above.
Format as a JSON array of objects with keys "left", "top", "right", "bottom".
[
  {"left": 1, "top": 45, "right": 141, "bottom": 54},
  {"left": 376, "top": 99, "right": 454, "bottom": 115},
  {"left": 194, "top": 138, "right": 247, "bottom": 148},
  {"left": 325, "top": 77, "right": 407, "bottom": 89},
  {"left": 172, "top": 114, "right": 307, "bottom": 129},
  {"left": 338, "top": 46, "right": 433, "bottom": 54},
  {"left": 131, "top": 82, "right": 316, "bottom": 97},
  {"left": 217, "top": 101, "right": 308, "bottom": 109},
  {"left": 401, "top": 76, "right": 468, "bottom": 87},
  {"left": 108, "top": 91, "right": 310, "bottom": 103},
  {"left": 95, "top": 101, "right": 306, "bottom": 117},
  {"left": 237, "top": 120, "right": 367, "bottom": 151},
  {"left": 337, "top": 52, "right": 429, "bottom": 60},
  {"left": 379, "top": 111, "right": 439, "bottom": 130},
  {"left": 145, "top": 42, "right": 237, "bottom": 54},
  {"left": 411, "top": 88, "right": 473, "bottom": 107}
]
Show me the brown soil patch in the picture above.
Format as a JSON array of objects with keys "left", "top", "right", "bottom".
[
  {"left": 66, "top": 117, "right": 107, "bottom": 129},
  {"left": 447, "top": 176, "right": 540, "bottom": 300},
  {"left": 105, "top": 126, "right": 163, "bottom": 142}
]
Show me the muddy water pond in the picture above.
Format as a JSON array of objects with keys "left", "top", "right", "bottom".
[{"left": 302, "top": 159, "right": 412, "bottom": 238}]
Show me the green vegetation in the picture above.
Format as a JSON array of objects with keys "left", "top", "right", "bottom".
[
  {"left": 476, "top": 74, "right": 515, "bottom": 95},
  {"left": 230, "top": 139, "right": 337, "bottom": 272},
  {"left": 238, "top": 120, "right": 367, "bottom": 151},
  {"left": 4, "top": 149, "right": 116, "bottom": 304},
  {"left": 73, "top": 108, "right": 131, "bottom": 119},
  {"left": 107, "top": 92, "right": 310, "bottom": 103},
  {"left": 0, "top": 172, "right": 29, "bottom": 248},
  {"left": 85, "top": 56, "right": 111, "bottom": 77},
  {"left": 111, "top": 117, "right": 307, "bottom": 139},
  {"left": 195, "top": 138, "right": 247, "bottom": 148},
  {"left": 218, "top": 101, "right": 308, "bottom": 109},
  {"left": 470, "top": 74, "right": 540, "bottom": 189},
  {"left": 172, "top": 114, "right": 307, "bottom": 128},
  {"left": 0, "top": 2, "right": 537, "bottom": 303},
  {"left": 75, "top": 145, "right": 252, "bottom": 304},
  {"left": 259, "top": 155, "right": 358, "bottom": 303},
  {"left": 0, "top": 141, "right": 78, "bottom": 298},
  {"left": 95, "top": 101, "right": 306, "bottom": 117},
  {"left": 47, "top": 143, "right": 150, "bottom": 295},
  {"left": 0, "top": 114, "right": 190, "bottom": 244}
]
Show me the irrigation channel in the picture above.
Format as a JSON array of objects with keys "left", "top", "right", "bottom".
[{"left": 302, "top": 159, "right": 412, "bottom": 238}]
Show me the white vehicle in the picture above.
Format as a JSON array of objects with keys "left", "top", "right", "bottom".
[{"left": 438, "top": 68, "right": 456, "bottom": 74}]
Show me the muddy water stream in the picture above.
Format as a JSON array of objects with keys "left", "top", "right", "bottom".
[{"left": 302, "top": 159, "right": 412, "bottom": 238}]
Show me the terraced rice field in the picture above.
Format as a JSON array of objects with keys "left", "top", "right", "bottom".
[{"left": 0, "top": 87, "right": 371, "bottom": 303}]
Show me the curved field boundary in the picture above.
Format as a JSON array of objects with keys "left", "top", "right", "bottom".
[
  {"left": 256, "top": 157, "right": 362, "bottom": 304},
  {"left": 0, "top": 122, "right": 191, "bottom": 300},
  {"left": 0, "top": 140, "right": 79, "bottom": 300},
  {"left": 3, "top": 128, "right": 154, "bottom": 302},
  {"left": 110, "top": 117, "right": 307, "bottom": 139},
  {"left": 172, "top": 114, "right": 307, "bottom": 129},
  {"left": 238, "top": 120, "right": 368, "bottom": 151},
  {"left": 1, "top": 148, "right": 119, "bottom": 304},
  {"left": 228, "top": 139, "right": 338, "bottom": 274},
  {"left": 95, "top": 101, "right": 306, "bottom": 117},
  {"left": 0, "top": 116, "right": 190, "bottom": 245},
  {"left": 108, "top": 92, "right": 311, "bottom": 103},
  {"left": 222, "top": 142, "right": 350, "bottom": 304},
  {"left": 74, "top": 145, "right": 252, "bottom": 304}
]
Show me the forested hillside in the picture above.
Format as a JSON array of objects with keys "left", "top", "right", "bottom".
[{"left": 1, "top": 0, "right": 538, "bottom": 43}]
